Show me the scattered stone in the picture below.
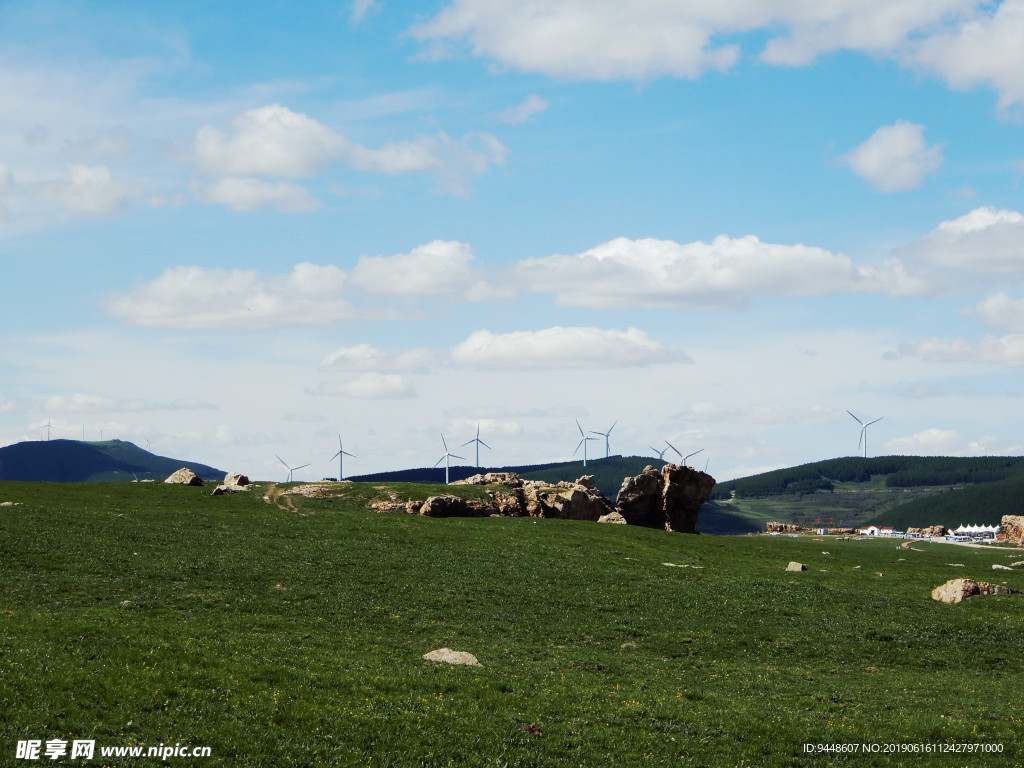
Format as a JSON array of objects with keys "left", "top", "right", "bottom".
[
  {"left": 0, "top": 501, "right": 19, "bottom": 507},
  {"left": 1011, "top": 561, "right": 1024, "bottom": 567},
  {"left": 993, "top": 564, "right": 1014, "bottom": 571},
  {"left": 947, "top": 563, "right": 965, "bottom": 567},
  {"left": 164, "top": 468, "right": 203, "bottom": 486},
  {"left": 931, "top": 578, "right": 1021, "bottom": 604},
  {"left": 423, "top": 648, "right": 482, "bottom": 667},
  {"left": 597, "top": 510, "right": 627, "bottom": 525},
  {"left": 853, "top": 565, "right": 862, "bottom": 569},
  {"left": 786, "top": 561, "right": 806, "bottom": 572},
  {"left": 663, "top": 562, "right": 702, "bottom": 569},
  {"left": 821, "top": 551, "right": 830, "bottom": 555},
  {"left": 211, "top": 484, "right": 243, "bottom": 496}
]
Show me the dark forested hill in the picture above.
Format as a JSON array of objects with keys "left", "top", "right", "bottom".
[{"left": 0, "top": 439, "right": 224, "bottom": 483}]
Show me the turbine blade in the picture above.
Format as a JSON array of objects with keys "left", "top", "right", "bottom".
[
  {"left": 434, "top": 456, "right": 445, "bottom": 467},
  {"left": 479, "top": 440, "right": 491, "bottom": 449},
  {"left": 847, "top": 410, "right": 864, "bottom": 425},
  {"left": 452, "top": 454, "right": 466, "bottom": 461},
  {"left": 608, "top": 421, "right": 617, "bottom": 434},
  {"left": 330, "top": 451, "right": 342, "bottom": 460},
  {"left": 441, "top": 434, "right": 448, "bottom": 451},
  {"left": 574, "top": 438, "right": 584, "bottom": 455},
  {"left": 576, "top": 419, "right": 584, "bottom": 436},
  {"left": 866, "top": 417, "right": 884, "bottom": 427},
  {"left": 276, "top": 455, "right": 289, "bottom": 469},
  {"left": 295, "top": 464, "right": 310, "bottom": 471}
]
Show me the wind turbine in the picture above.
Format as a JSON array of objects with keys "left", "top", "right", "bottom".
[
  {"left": 461, "top": 422, "right": 491, "bottom": 468},
  {"left": 330, "top": 435, "right": 355, "bottom": 480},
  {"left": 574, "top": 420, "right": 598, "bottom": 467},
  {"left": 434, "top": 434, "right": 465, "bottom": 484},
  {"left": 665, "top": 440, "right": 683, "bottom": 462},
  {"left": 651, "top": 445, "right": 669, "bottom": 461},
  {"left": 683, "top": 448, "right": 704, "bottom": 468},
  {"left": 276, "top": 455, "right": 309, "bottom": 482},
  {"left": 43, "top": 420, "right": 54, "bottom": 441},
  {"left": 589, "top": 421, "right": 617, "bottom": 458},
  {"left": 847, "top": 411, "right": 883, "bottom": 458},
  {"left": 145, "top": 439, "right": 154, "bottom": 451}
]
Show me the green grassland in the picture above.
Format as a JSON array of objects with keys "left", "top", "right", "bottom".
[{"left": 2, "top": 481, "right": 1024, "bottom": 766}]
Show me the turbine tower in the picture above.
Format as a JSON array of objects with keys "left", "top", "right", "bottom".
[
  {"left": 590, "top": 421, "right": 617, "bottom": 458},
  {"left": 461, "top": 423, "right": 491, "bottom": 468},
  {"left": 434, "top": 434, "right": 465, "bottom": 484},
  {"left": 847, "top": 411, "right": 883, "bottom": 458},
  {"left": 330, "top": 434, "right": 355, "bottom": 481},
  {"left": 276, "top": 455, "right": 309, "bottom": 482},
  {"left": 574, "top": 420, "right": 598, "bottom": 467}
]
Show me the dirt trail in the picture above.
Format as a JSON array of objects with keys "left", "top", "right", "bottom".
[{"left": 262, "top": 483, "right": 299, "bottom": 513}]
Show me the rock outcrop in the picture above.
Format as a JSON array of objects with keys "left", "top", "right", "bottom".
[
  {"left": 999, "top": 515, "right": 1024, "bottom": 545},
  {"left": 766, "top": 522, "right": 802, "bottom": 534},
  {"left": 415, "top": 495, "right": 488, "bottom": 518},
  {"left": 931, "top": 578, "right": 1020, "bottom": 604},
  {"left": 908, "top": 525, "right": 947, "bottom": 537},
  {"left": 164, "top": 468, "right": 203, "bottom": 486},
  {"left": 452, "top": 472, "right": 522, "bottom": 488},
  {"left": 615, "top": 464, "right": 715, "bottom": 532},
  {"left": 522, "top": 478, "right": 616, "bottom": 521}
]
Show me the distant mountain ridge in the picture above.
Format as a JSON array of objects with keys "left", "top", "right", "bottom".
[{"left": 0, "top": 439, "right": 224, "bottom": 483}]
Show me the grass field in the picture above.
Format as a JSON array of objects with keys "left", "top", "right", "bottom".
[{"left": 2, "top": 481, "right": 1023, "bottom": 766}]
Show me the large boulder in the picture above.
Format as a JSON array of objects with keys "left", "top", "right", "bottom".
[
  {"left": 223, "top": 472, "right": 250, "bottom": 487},
  {"left": 417, "top": 495, "right": 488, "bottom": 518},
  {"left": 931, "top": 578, "right": 1020, "bottom": 604},
  {"left": 522, "top": 479, "right": 616, "bottom": 520},
  {"left": 164, "top": 468, "right": 203, "bottom": 486},
  {"left": 615, "top": 464, "right": 716, "bottom": 532},
  {"left": 1000, "top": 515, "right": 1024, "bottom": 545}
]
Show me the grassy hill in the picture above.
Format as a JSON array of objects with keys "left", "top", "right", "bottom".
[
  {"left": 712, "top": 456, "right": 1024, "bottom": 530},
  {"left": 1, "top": 480, "right": 1023, "bottom": 766},
  {"left": 0, "top": 439, "right": 225, "bottom": 482}
]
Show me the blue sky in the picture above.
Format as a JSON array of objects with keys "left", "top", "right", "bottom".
[{"left": 3, "top": 0, "right": 1024, "bottom": 481}]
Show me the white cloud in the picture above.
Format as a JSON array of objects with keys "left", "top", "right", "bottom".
[
  {"left": 894, "top": 207, "right": 1024, "bottom": 282},
  {"left": 892, "top": 334, "right": 1024, "bottom": 366},
  {"left": 106, "top": 263, "right": 354, "bottom": 330},
  {"left": 193, "top": 176, "right": 320, "bottom": 212},
  {"left": 0, "top": 393, "right": 21, "bottom": 413},
  {"left": 970, "top": 293, "right": 1024, "bottom": 331},
  {"left": 192, "top": 105, "right": 506, "bottom": 198},
  {"left": 193, "top": 104, "right": 346, "bottom": 179},
  {"left": 516, "top": 235, "right": 892, "bottom": 310},
  {"left": 844, "top": 121, "right": 943, "bottom": 192},
  {"left": 450, "top": 326, "right": 676, "bottom": 369},
  {"left": 673, "top": 402, "right": 838, "bottom": 425},
  {"left": 911, "top": 0, "right": 1024, "bottom": 109},
  {"left": 884, "top": 427, "right": 963, "bottom": 454},
  {"left": 348, "top": 240, "right": 479, "bottom": 296},
  {"left": 31, "top": 163, "right": 141, "bottom": 214},
  {"left": 490, "top": 94, "right": 549, "bottom": 124},
  {"left": 319, "top": 343, "right": 436, "bottom": 372},
  {"left": 344, "top": 131, "right": 507, "bottom": 194},
  {"left": 313, "top": 372, "right": 417, "bottom": 399},
  {"left": 409, "top": 1, "right": 974, "bottom": 81},
  {"left": 350, "top": 0, "right": 381, "bottom": 25},
  {"left": 43, "top": 393, "right": 214, "bottom": 413}
]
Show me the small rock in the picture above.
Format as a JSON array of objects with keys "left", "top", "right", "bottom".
[
  {"left": 597, "top": 510, "right": 627, "bottom": 525},
  {"left": 785, "top": 561, "right": 806, "bottom": 572},
  {"left": 423, "top": 648, "right": 482, "bottom": 667}
]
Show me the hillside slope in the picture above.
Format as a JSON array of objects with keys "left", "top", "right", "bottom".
[
  {"left": 0, "top": 439, "right": 225, "bottom": 482},
  {"left": 714, "top": 455, "right": 1024, "bottom": 529}
]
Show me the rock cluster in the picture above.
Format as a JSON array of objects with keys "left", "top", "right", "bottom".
[
  {"left": 931, "top": 578, "right": 1020, "bottom": 604},
  {"left": 766, "top": 522, "right": 802, "bottom": 533},
  {"left": 408, "top": 465, "right": 715, "bottom": 532},
  {"left": 999, "top": 515, "right": 1024, "bottom": 545},
  {"left": 908, "top": 525, "right": 947, "bottom": 537},
  {"left": 212, "top": 472, "right": 251, "bottom": 496},
  {"left": 615, "top": 464, "right": 716, "bottom": 532}
]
